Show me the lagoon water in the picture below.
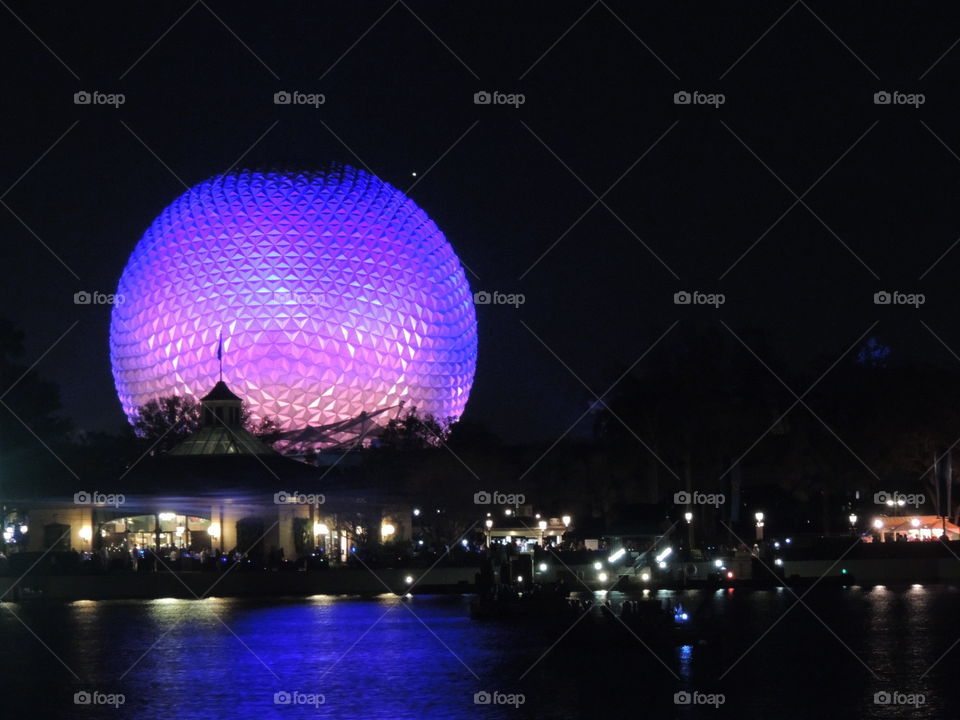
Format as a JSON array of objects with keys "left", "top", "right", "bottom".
[{"left": 2, "top": 586, "right": 959, "bottom": 718}]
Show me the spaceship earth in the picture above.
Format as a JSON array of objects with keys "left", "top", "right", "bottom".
[{"left": 110, "top": 165, "right": 477, "bottom": 431}]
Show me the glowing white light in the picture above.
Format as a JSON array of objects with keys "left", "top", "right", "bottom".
[
  {"left": 755, "top": 512, "right": 764, "bottom": 523},
  {"left": 538, "top": 563, "right": 547, "bottom": 572},
  {"left": 594, "top": 561, "right": 603, "bottom": 570},
  {"left": 175, "top": 526, "right": 185, "bottom": 537},
  {"left": 911, "top": 518, "right": 921, "bottom": 528},
  {"left": 484, "top": 519, "right": 493, "bottom": 529},
  {"left": 684, "top": 512, "right": 693, "bottom": 523},
  {"left": 640, "top": 572, "right": 650, "bottom": 582},
  {"left": 658, "top": 561, "right": 667, "bottom": 569},
  {"left": 655, "top": 547, "right": 672, "bottom": 563},
  {"left": 208, "top": 523, "right": 221, "bottom": 539},
  {"left": 461, "top": 539, "right": 469, "bottom": 547},
  {"left": 774, "top": 558, "right": 783, "bottom": 566},
  {"left": 405, "top": 576, "right": 413, "bottom": 584},
  {"left": 504, "top": 509, "right": 512, "bottom": 516},
  {"left": 608, "top": 548, "right": 626, "bottom": 563},
  {"left": 413, "top": 509, "right": 420, "bottom": 517},
  {"left": 18, "top": 525, "right": 27, "bottom": 534},
  {"left": 713, "top": 559, "right": 723, "bottom": 568},
  {"left": 562, "top": 515, "right": 571, "bottom": 527},
  {"left": 158, "top": 512, "right": 176, "bottom": 522},
  {"left": 381, "top": 524, "right": 396, "bottom": 537},
  {"left": 873, "top": 519, "right": 883, "bottom": 529},
  {"left": 538, "top": 520, "right": 547, "bottom": 531},
  {"left": 598, "top": 572, "right": 608, "bottom": 582},
  {"left": 79, "top": 526, "right": 93, "bottom": 542},
  {"left": 516, "top": 576, "right": 523, "bottom": 583}
]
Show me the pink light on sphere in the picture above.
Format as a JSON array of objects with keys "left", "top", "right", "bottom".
[{"left": 110, "top": 165, "right": 478, "bottom": 431}]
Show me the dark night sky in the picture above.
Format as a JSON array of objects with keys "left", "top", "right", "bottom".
[{"left": 4, "top": 2, "right": 960, "bottom": 443}]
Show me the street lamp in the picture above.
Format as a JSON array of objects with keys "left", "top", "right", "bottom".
[
  {"left": 755, "top": 512, "right": 765, "bottom": 541},
  {"left": 484, "top": 518, "right": 493, "bottom": 547},
  {"left": 538, "top": 519, "right": 547, "bottom": 546},
  {"left": 848, "top": 513, "right": 857, "bottom": 536}
]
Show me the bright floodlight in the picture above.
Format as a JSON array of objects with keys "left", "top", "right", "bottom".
[
  {"left": 873, "top": 519, "right": 883, "bottom": 529},
  {"left": 111, "top": 165, "right": 478, "bottom": 431}
]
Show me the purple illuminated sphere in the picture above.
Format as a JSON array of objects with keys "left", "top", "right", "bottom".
[{"left": 110, "top": 165, "right": 477, "bottom": 431}]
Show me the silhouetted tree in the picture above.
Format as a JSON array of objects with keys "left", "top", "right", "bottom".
[
  {"left": 378, "top": 408, "right": 449, "bottom": 450},
  {"left": 131, "top": 395, "right": 200, "bottom": 452}
]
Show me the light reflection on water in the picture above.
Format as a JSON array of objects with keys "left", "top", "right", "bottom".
[{"left": 0, "top": 587, "right": 958, "bottom": 717}]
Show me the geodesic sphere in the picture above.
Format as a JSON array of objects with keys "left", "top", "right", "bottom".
[{"left": 110, "top": 165, "right": 477, "bottom": 430}]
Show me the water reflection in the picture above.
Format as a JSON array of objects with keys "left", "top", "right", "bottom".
[{"left": 0, "top": 588, "right": 958, "bottom": 717}]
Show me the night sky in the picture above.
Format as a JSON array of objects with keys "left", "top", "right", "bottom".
[{"left": 4, "top": 1, "right": 960, "bottom": 443}]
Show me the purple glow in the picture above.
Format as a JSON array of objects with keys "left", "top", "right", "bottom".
[{"left": 110, "top": 165, "right": 477, "bottom": 430}]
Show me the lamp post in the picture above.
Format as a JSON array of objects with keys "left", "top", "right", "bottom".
[
  {"left": 485, "top": 519, "right": 493, "bottom": 547},
  {"left": 755, "top": 512, "right": 764, "bottom": 542},
  {"left": 684, "top": 511, "right": 693, "bottom": 551},
  {"left": 848, "top": 513, "right": 857, "bottom": 537},
  {"left": 538, "top": 519, "right": 547, "bottom": 546}
]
